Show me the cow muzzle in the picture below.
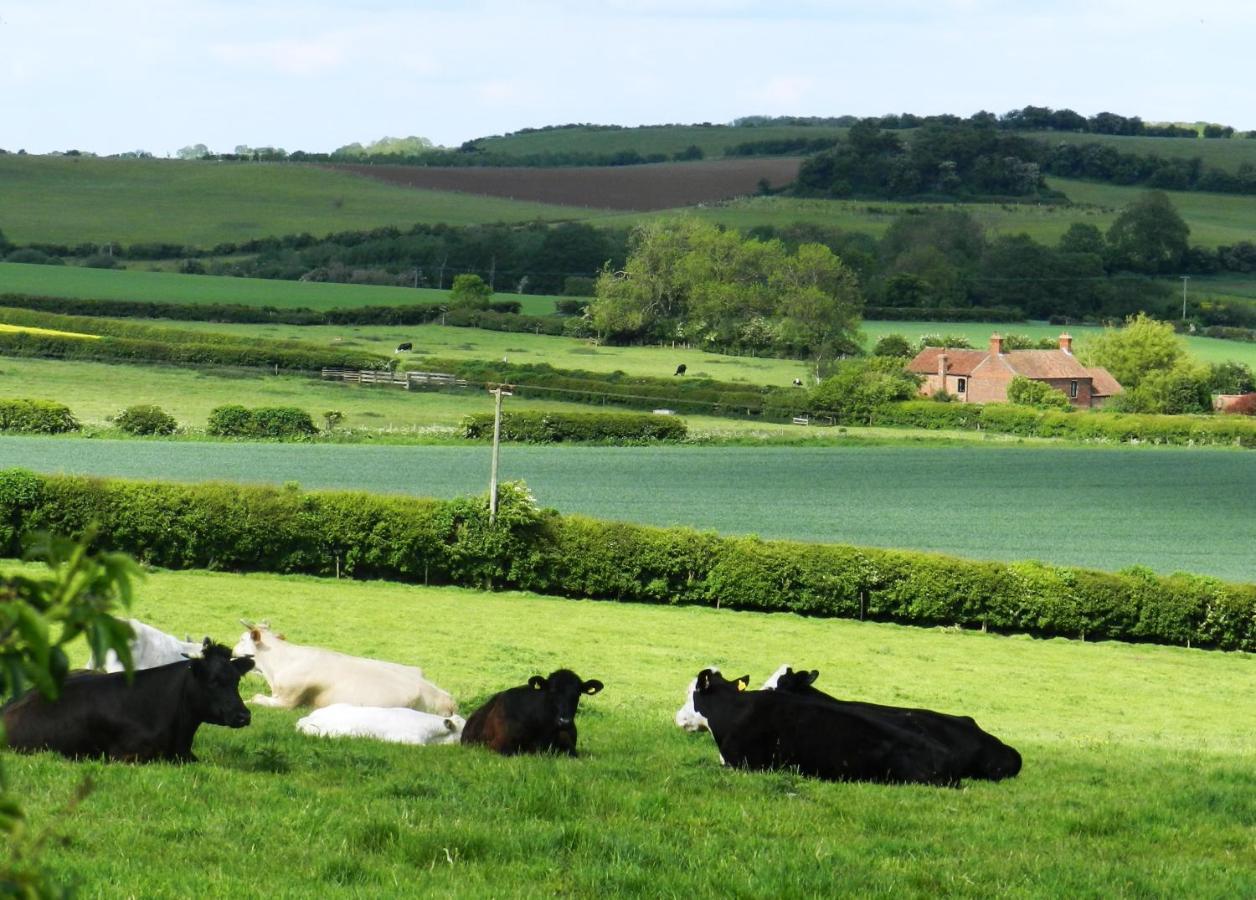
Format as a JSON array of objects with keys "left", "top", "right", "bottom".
[{"left": 231, "top": 709, "right": 252, "bottom": 728}]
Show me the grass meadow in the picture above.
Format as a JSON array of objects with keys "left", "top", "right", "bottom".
[
  {"left": 0, "top": 263, "right": 563, "bottom": 315},
  {"left": 1025, "top": 130, "right": 1256, "bottom": 172},
  {"left": 4, "top": 437, "right": 1254, "bottom": 581},
  {"left": 0, "top": 156, "right": 583, "bottom": 246},
  {"left": 6, "top": 567, "right": 1253, "bottom": 897},
  {"left": 474, "top": 123, "right": 849, "bottom": 158}
]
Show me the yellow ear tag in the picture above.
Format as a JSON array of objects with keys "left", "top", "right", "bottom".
[{"left": 737, "top": 680, "right": 747, "bottom": 692}]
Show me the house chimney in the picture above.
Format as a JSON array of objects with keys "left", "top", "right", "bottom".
[
  {"left": 938, "top": 352, "right": 949, "bottom": 381},
  {"left": 989, "top": 333, "right": 1004, "bottom": 355},
  {"left": 1058, "top": 333, "right": 1073, "bottom": 354}
]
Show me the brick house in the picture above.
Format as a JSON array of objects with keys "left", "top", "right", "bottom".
[{"left": 906, "top": 333, "right": 1123, "bottom": 409}]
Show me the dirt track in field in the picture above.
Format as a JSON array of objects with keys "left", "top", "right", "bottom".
[{"left": 322, "top": 158, "right": 804, "bottom": 211}]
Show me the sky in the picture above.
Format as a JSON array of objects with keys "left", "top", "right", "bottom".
[{"left": 2, "top": 0, "right": 1253, "bottom": 156}]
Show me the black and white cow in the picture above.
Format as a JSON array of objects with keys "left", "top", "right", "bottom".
[
  {"left": 764, "top": 665, "right": 1021, "bottom": 781},
  {"left": 461, "top": 669, "right": 603, "bottom": 756},
  {"left": 690, "top": 668, "right": 970, "bottom": 786},
  {"left": 3, "top": 640, "right": 254, "bottom": 762}
]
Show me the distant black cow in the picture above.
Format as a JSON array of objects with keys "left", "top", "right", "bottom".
[
  {"left": 461, "top": 669, "right": 603, "bottom": 756},
  {"left": 690, "top": 668, "right": 966, "bottom": 786},
  {"left": 768, "top": 666, "right": 1021, "bottom": 781},
  {"left": 2, "top": 640, "right": 254, "bottom": 763},
  {"left": 395, "top": 342, "right": 413, "bottom": 353},
  {"left": 674, "top": 364, "right": 687, "bottom": 376},
  {"left": 793, "top": 378, "right": 803, "bottom": 387}
]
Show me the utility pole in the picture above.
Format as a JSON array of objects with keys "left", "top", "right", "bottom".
[
  {"left": 488, "top": 383, "right": 513, "bottom": 523},
  {"left": 1180, "top": 275, "right": 1190, "bottom": 320}
]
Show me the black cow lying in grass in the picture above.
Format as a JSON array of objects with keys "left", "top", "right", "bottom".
[
  {"left": 767, "top": 666, "right": 1021, "bottom": 781},
  {"left": 674, "top": 364, "right": 687, "bottom": 376},
  {"left": 461, "top": 669, "right": 603, "bottom": 756},
  {"left": 2, "top": 640, "right": 254, "bottom": 763},
  {"left": 691, "top": 668, "right": 1016, "bottom": 786}
]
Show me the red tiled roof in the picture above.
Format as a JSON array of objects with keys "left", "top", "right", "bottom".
[
  {"left": 906, "top": 347, "right": 989, "bottom": 376},
  {"left": 1087, "top": 367, "right": 1124, "bottom": 397},
  {"left": 1002, "top": 349, "right": 1094, "bottom": 379}
]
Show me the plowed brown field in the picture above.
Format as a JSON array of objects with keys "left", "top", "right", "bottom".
[{"left": 323, "top": 157, "right": 804, "bottom": 211}]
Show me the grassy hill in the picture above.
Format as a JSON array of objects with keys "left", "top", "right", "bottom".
[
  {"left": 471, "top": 123, "right": 847, "bottom": 157},
  {"left": 0, "top": 155, "right": 583, "bottom": 246},
  {"left": 1026, "top": 130, "right": 1256, "bottom": 172}
]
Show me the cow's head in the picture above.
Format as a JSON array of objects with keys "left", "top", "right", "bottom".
[
  {"left": 529, "top": 669, "right": 603, "bottom": 727},
  {"left": 770, "top": 666, "right": 820, "bottom": 693},
  {"left": 675, "top": 668, "right": 720, "bottom": 732},
  {"left": 190, "top": 639, "right": 255, "bottom": 728},
  {"left": 433, "top": 715, "right": 467, "bottom": 745},
  {"left": 233, "top": 620, "right": 278, "bottom": 658},
  {"left": 694, "top": 668, "right": 749, "bottom": 695}
]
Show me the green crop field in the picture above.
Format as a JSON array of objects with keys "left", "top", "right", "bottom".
[
  {"left": 0, "top": 155, "right": 585, "bottom": 246},
  {"left": 473, "top": 123, "right": 848, "bottom": 158},
  {"left": 0, "top": 262, "right": 562, "bottom": 314},
  {"left": 1026, "top": 130, "right": 1256, "bottom": 172},
  {"left": 6, "top": 566, "right": 1252, "bottom": 896},
  {"left": 3, "top": 438, "right": 1253, "bottom": 581}
]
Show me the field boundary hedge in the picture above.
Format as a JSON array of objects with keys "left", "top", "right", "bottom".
[
  {"left": 1, "top": 470, "right": 1250, "bottom": 651},
  {"left": 461, "top": 410, "right": 687, "bottom": 443},
  {"left": 873, "top": 401, "right": 1256, "bottom": 447}
]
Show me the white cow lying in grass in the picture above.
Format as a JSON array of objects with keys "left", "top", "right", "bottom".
[
  {"left": 232, "top": 622, "right": 457, "bottom": 715},
  {"left": 296, "top": 704, "right": 465, "bottom": 746},
  {"left": 94, "top": 619, "right": 204, "bottom": 673}
]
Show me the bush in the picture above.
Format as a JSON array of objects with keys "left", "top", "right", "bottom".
[
  {"left": 1006, "top": 375, "right": 1073, "bottom": 410},
  {"left": 872, "top": 334, "right": 913, "bottom": 358},
  {"left": 461, "top": 411, "right": 687, "bottom": 444},
  {"left": 207, "top": 405, "right": 316, "bottom": 439},
  {"left": 0, "top": 399, "right": 79, "bottom": 434},
  {"left": 114, "top": 404, "right": 178, "bottom": 435},
  {"left": 0, "top": 471, "right": 1250, "bottom": 651}
]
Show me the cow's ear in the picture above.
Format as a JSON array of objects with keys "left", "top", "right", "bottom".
[
  {"left": 528, "top": 675, "right": 547, "bottom": 690},
  {"left": 249, "top": 628, "right": 261, "bottom": 643},
  {"left": 805, "top": 670, "right": 820, "bottom": 686},
  {"left": 736, "top": 675, "right": 750, "bottom": 692},
  {"left": 443, "top": 718, "right": 457, "bottom": 732},
  {"left": 201, "top": 637, "right": 213, "bottom": 652},
  {"left": 696, "top": 669, "right": 714, "bottom": 692},
  {"left": 232, "top": 657, "right": 256, "bottom": 676},
  {"left": 582, "top": 679, "right": 604, "bottom": 695}
]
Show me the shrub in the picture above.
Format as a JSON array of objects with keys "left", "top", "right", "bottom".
[
  {"left": 0, "top": 471, "right": 1250, "bottom": 651},
  {"left": 1006, "top": 375, "right": 1073, "bottom": 410},
  {"left": 208, "top": 405, "right": 316, "bottom": 439},
  {"left": 114, "top": 404, "right": 177, "bottom": 435},
  {"left": 872, "top": 334, "right": 913, "bottom": 358},
  {"left": 0, "top": 399, "right": 79, "bottom": 434},
  {"left": 461, "top": 411, "right": 687, "bottom": 443}
]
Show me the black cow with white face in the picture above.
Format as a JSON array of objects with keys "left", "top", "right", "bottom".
[
  {"left": 2, "top": 639, "right": 254, "bottom": 763},
  {"left": 690, "top": 668, "right": 966, "bottom": 786},
  {"left": 461, "top": 669, "right": 603, "bottom": 756},
  {"left": 768, "top": 666, "right": 1021, "bottom": 781}
]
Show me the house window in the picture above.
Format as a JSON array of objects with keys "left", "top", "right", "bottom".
[
  {"left": 1069, "top": 380, "right": 1078, "bottom": 398},
  {"left": 956, "top": 377, "right": 967, "bottom": 393}
]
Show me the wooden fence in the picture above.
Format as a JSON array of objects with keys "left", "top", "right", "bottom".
[{"left": 320, "top": 368, "right": 469, "bottom": 390}]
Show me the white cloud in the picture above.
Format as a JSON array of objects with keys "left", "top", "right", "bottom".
[{"left": 212, "top": 38, "right": 346, "bottom": 76}]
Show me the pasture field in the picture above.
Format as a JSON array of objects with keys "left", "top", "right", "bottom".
[
  {"left": 0, "top": 155, "right": 583, "bottom": 246},
  {"left": 0, "top": 322, "right": 98, "bottom": 339},
  {"left": 472, "top": 122, "right": 849, "bottom": 157},
  {"left": 4, "top": 437, "right": 1254, "bottom": 581},
  {"left": 0, "top": 262, "right": 563, "bottom": 315},
  {"left": 7, "top": 567, "right": 1253, "bottom": 897},
  {"left": 1025, "top": 130, "right": 1256, "bottom": 172}
]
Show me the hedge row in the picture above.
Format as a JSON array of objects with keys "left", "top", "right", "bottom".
[
  {"left": 0, "top": 293, "right": 545, "bottom": 330},
  {"left": 863, "top": 306, "right": 1027, "bottom": 323},
  {"left": 0, "top": 470, "right": 1250, "bottom": 651},
  {"left": 461, "top": 411, "right": 687, "bottom": 443},
  {"left": 0, "top": 399, "right": 79, "bottom": 434},
  {"left": 424, "top": 358, "right": 808, "bottom": 418},
  {"left": 873, "top": 401, "right": 1256, "bottom": 447},
  {"left": 207, "top": 406, "right": 318, "bottom": 438}
]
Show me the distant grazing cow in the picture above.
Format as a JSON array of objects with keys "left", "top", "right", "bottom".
[
  {"left": 674, "top": 364, "right": 687, "bottom": 376},
  {"left": 297, "top": 704, "right": 465, "bottom": 746},
  {"left": 461, "top": 669, "right": 603, "bottom": 756},
  {"left": 764, "top": 665, "right": 1021, "bottom": 781},
  {"left": 2, "top": 640, "right": 253, "bottom": 762},
  {"left": 93, "top": 618, "right": 203, "bottom": 673},
  {"left": 793, "top": 378, "right": 803, "bottom": 387},
  {"left": 233, "top": 622, "right": 456, "bottom": 715},
  {"left": 395, "top": 342, "right": 413, "bottom": 353},
  {"left": 691, "top": 668, "right": 971, "bottom": 786}
]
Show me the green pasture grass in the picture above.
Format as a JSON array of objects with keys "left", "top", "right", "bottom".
[
  {"left": 0, "top": 156, "right": 584, "bottom": 246},
  {"left": 3, "top": 436, "right": 1254, "bottom": 581},
  {"left": 1026, "top": 130, "right": 1256, "bottom": 173},
  {"left": 474, "top": 123, "right": 848, "bottom": 158},
  {"left": 0, "top": 262, "right": 562, "bottom": 314},
  {"left": 6, "top": 567, "right": 1253, "bottom": 897}
]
